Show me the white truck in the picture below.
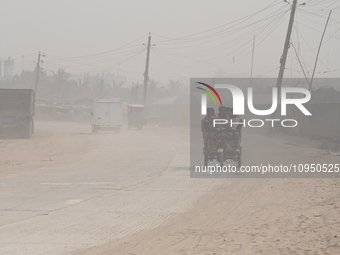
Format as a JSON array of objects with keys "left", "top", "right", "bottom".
[{"left": 92, "top": 99, "right": 122, "bottom": 133}]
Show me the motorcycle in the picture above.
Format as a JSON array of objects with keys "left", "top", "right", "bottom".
[{"left": 203, "top": 127, "right": 242, "bottom": 168}]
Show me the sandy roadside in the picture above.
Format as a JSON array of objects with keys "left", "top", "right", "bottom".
[
  {"left": 72, "top": 178, "right": 340, "bottom": 255},
  {"left": 68, "top": 132, "right": 340, "bottom": 255},
  {"left": 1, "top": 122, "right": 339, "bottom": 254},
  {"left": 0, "top": 121, "right": 96, "bottom": 178}
]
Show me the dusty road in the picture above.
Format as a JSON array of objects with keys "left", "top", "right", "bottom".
[
  {"left": 0, "top": 121, "right": 224, "bottom": 254},
  {"left": 0, "top": 121, "right": 339, "bottom": 254}
]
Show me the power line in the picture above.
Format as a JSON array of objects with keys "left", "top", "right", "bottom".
[
  {"left": 48, "top": 33, "right": 148, "bottom": 60},
  {"left": 153, "top": 0, "right": 283, "bottom": 44},
  {"left": 256, "top": 67, "right": 280, "bottom": 77},
  {"left": 44, "top": 47, "right": 146, "bottom": 71},
  {"left": 154, "top": 5, "right": 289, "bottom": 48}
]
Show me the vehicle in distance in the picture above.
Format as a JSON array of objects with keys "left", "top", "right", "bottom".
[
  {"left": 92, "top": 99, "right": 122, "bottom": 133},
  {"left": 0, "top": 89, "right": 35, "bottom": 139}
]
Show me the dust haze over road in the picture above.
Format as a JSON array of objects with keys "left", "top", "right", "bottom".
[
  {"left": 0, "top": 121, "right": 339, "bottom": 254},
  {"left": 1, "top": 0, "right": 340, "bottom": 253}
]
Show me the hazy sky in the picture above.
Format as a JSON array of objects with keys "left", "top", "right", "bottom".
[{"left": 1, "top": 0, "right": 340, "bottom": 85}]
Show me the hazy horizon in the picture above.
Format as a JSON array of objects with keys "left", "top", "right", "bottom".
[{"left": 1, "top": 0, "right": 340, "bottom": 85}]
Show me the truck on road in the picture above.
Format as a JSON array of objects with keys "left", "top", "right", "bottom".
[
  {"left": 92, "top": 99, "right": 122, "bottom": 133},
  {"left": 0, "top": 89, "right": 35, "bottom": 139}
]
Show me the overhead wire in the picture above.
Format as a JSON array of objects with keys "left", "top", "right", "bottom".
[
  {"left": 15, "top": 1, "right": 340, "bottom": 82},
  {"left": 45, "top": 46, "right": 146, "bottom": 68},
  {"left": 50, "top": 33, "right": 149, "bottom": 60},
  {"left": 154, "top": 5, "right": 289, "bottom": 59},
  {"left": 151, "top": 6, "right": 290, "bottom": 73},
  {"left": 154, "top": 4, "right": 289, "bottom": 48},
  {"left": 44, "top": 47, "right": 146, "bottom": 74},
  {"left": 153, "top": 0, "right": 283, "bottom": 44}
]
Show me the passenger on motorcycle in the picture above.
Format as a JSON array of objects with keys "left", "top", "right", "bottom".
[
  {"left": 215, "top": 106, "right": 230, "bottom": 127},
  {"left": 215, "top": 106, "right": 233, "bottom": 139},
  {"left": 217, "top": 106, "right": 228, "bottom": 120},
  {"left": 227, "top": 107, "right": 243, "bottom": 153}
]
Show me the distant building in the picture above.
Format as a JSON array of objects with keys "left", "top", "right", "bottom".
[{"left": 3, "top": 57, "right": 15, "bottom": 78}]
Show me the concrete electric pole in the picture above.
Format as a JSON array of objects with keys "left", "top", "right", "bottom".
[
  {"left": 34, "top": 51, "right": 41, "bottom": 94},
  {"left": 269, "top": 0, "right": 297, "bottom": 134},
  {"left": 309, "top": 10, "right": 332, "bottom": 91},
  {"left": 143, "top": 33, "right": 151, "bottom": 106},
  {"left": 276, "top": 0, "right": 297, "bottom": 102}
]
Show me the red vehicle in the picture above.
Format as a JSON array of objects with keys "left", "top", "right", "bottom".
[{"left": 204, "top": 127, "right": 242, "bottom": 167}]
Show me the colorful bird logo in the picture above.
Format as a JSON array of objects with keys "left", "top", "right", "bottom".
[{"left": 196, "top": 82, "right": 223, "bottom": 106}]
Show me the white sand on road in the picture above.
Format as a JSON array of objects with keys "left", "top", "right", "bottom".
[
  {"left": 0, "top": 121, "right": 224, "bottom": 255},
  {"left": 0, "top": 121, "right": 339, "bottom": 255}
]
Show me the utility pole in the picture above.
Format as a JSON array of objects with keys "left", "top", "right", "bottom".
[
  {"left": 143, "top": 33, "right": 151, "bottom": 106},
  {"left": 275, "top": 0, "right": 297, "bottom": 102},
  {"left": 135, "top": 84, "right": 139, "bottom": 103},
  {"left": 309, "top": 10, "right": 332, "bottom": 91},
  {"left": 249, "top": 35, "right": 255, "bottom": 86},
  {"left": 34, "top": 51, "right": 41, "bottom": 94},
  {"left": 269, "top": 0, "right": 297, "bottom": 135}
]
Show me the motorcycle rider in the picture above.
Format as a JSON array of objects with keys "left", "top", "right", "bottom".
[
  {"left": 201, "top": 107, "right": 215, "bottom": 150},
  {"left": 215, "top": 106, "right": 232, "bottom": 130},
  {"left": 217, "top": 106, "right": 228, "bottom": 119},
  {"left": 227, "top": 107, "right": 243, "bottom": 153}
]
